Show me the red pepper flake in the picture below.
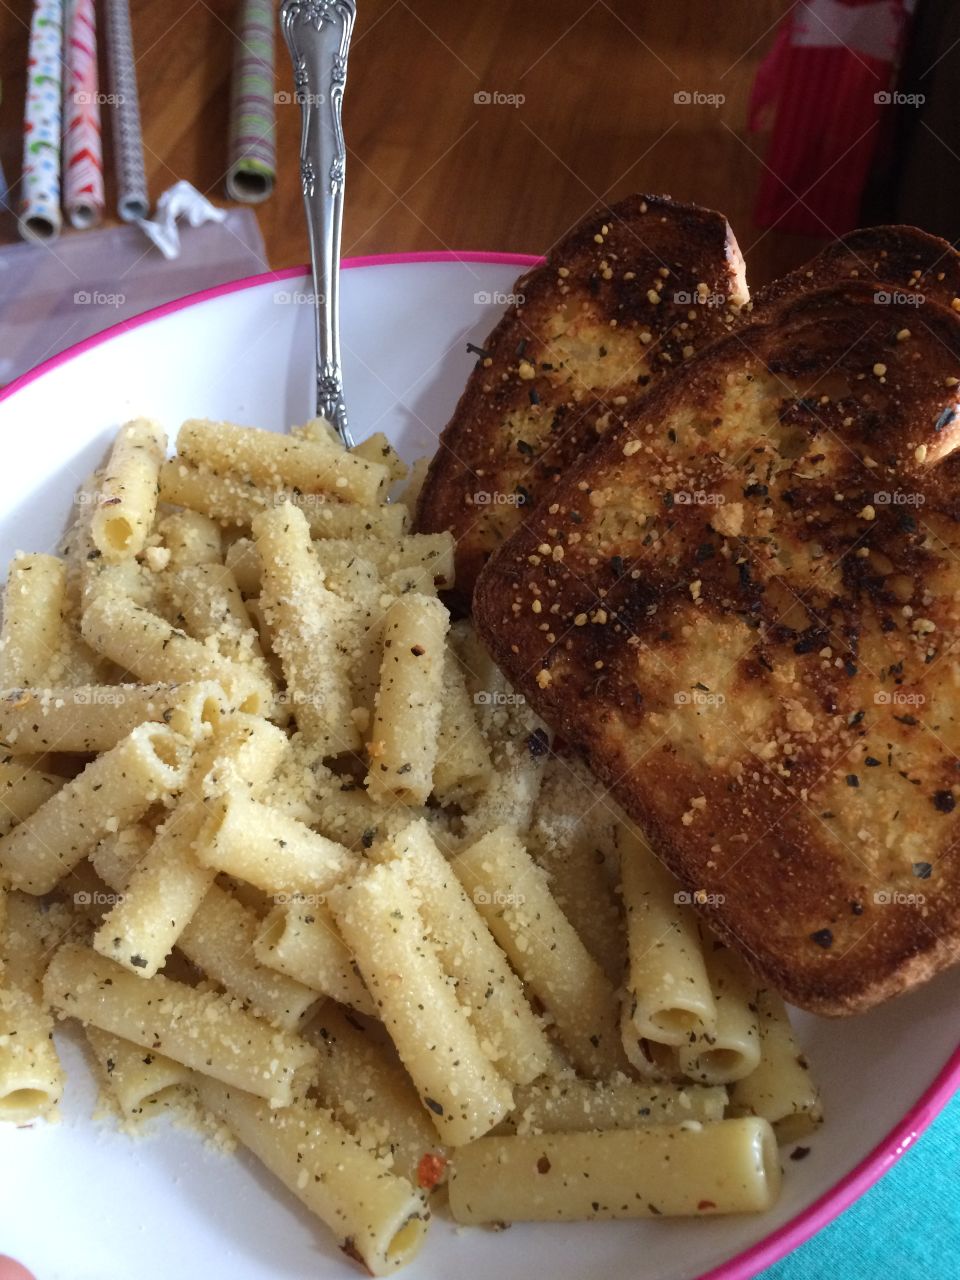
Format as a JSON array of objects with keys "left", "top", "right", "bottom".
[
  {"left": 417, "top": 1152, "right": 447, "bottom": 1190},
  {"left": 697, "top": 1200, "right": 717, "bottom": 1211},
  {"left": 536, "top": 1155, "right": 551, "bottom": 1174}
]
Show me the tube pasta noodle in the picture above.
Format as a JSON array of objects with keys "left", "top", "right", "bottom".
[
  {"left": 0, "top": 723, "right": 191, "bottom": 894},
  {"left": 0, "top": 680, "right": 224, "bottom": 754},
  {"left": 349, "top": 430, "right": 408, "bottom": 482},
  {"left": 0, "top": 417, "right": 818, "bottom": 1256},
  {"left": 448, "top": 1119, "right": 782, "bottom": 1223},
  {"left": 92, "top": 714, "right": 288, "bottom": 976},
  {"left": 366, "top": 593, "right": 448, "bottom": 805},
  {"left": 254, "top": 901, "right": 376, "bottom": 1016},
  {"left": 309, "top": 761, "right": 400, "bottom": 849},
  {"left": 619, "top": 824, "right": 716, "bottom": 1046},
  {"left": 223, "top": 536, "right": 261, "bottom": 596},
  {"left": 328, "top": 859, "right": 514, "bottom": 1145},
  {"left": 193, "top": 1075, "right": 429, "bottom": 1275},
  {"left": 317, "top": 533, "right": 454, "bottom": 592},
  {"left": 156, "top": 508, "right": 223, "bottom": 567},
  {"left": 84, "top": 1025, "right": 191, "bottom": 1116},
  {"left": 527, "top": 757, "right": 624, "bottom": 984},
  {"left": 81, "top": 593, "right": 271, "bottom": 716},
  {"left": 453, "top": 827, "right": 629, "bottom": 1079},
  {"left": 677, "top": 943, "right": 762, "bottom": 1085},
  {"left": 432, "top": 649, "right": 493, "bottom": 802},
  {"left": 310, "top": 541, "right": 387, "bottom": 731},
  {"left": 80, "top": 555, "right": 152, "bottom": 617},
  {"left": 177, "top": 885, "right": 319, "bottom": 1031},
  {"left": 729, "top": 990, "right": 823, "bottom": 1143},
  {"left": 195, "top": 789, "right": 355, "bottom": 895},
  {"left": 453, "top": 624, "right": 551, "bottom": 837},
  {"left": 499, "top": 1077, "right": 728, "bottom": 1135},
  {"left": 303, "top": 1003, "right": 442, "bottom": 1186},
  {"left": 44, "top": 944, "right": 315, "bottom": 1106},
  {"left": 0, "top": 552, "right": 66, "bottom": 686},
  {"left": 254, "top": 503, "right": 359, "bottom": 753},
  {"left": 0, "top": 893, "right": 68, "bottom": 1121},
  {"left": 91, "top": 418, "right": 166, "bottom": 560},
  {"left": 383, "top": 819, "right": 552, "bottom": 1084},
  {"left": 620, "top": 1006, "right": 686, "bottom": 1082},
  {"left": 0, "top": 752, "right": 64, "bottom": 837},
  {"left": 177, "top": 418, "right": 388, "bottom": 507},
  {"left": 88, "top": 823, "right": 154, "bottom": 887},
  {"left": 162, "top": 564, "right": 268, "bottom": 668},
  {"left": 159, "top": 457, "right": 407, "bottom": 540}
]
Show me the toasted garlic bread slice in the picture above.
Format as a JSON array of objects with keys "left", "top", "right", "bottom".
[
  {"left": 474, "top": 257, "right": 960, "bottom": 1016},
  {"left": 415, "top": 194, "right": 748, "bottom": 612},
  {"left": 755, "top": 223, "right": 960, "bottom": 311}
]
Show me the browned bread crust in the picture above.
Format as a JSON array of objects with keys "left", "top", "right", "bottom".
[
  {"left": 473, "top": 255, "right": 960, "bottom": 1016},
  {"left": 754, "top": 223, "right": 960, "bottom": 312},
  {"left": 415, "top": 194, "right": 748, "bottom": 613}
]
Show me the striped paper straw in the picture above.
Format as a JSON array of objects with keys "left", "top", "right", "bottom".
[
  {"left": 63, "top": 0, "right": 104, "bottom": 229},
  {"left": 0, "top": 79, "right": 8, "bottom": 213},
  {"left": 18, "top": 0, "right": 63, "bottom": 242},
  {"left": 226, "top": 0, "right": 276, "bottom": 203},
  {"left": 104, "top": 0, "right": 148, "bottom": 221}
]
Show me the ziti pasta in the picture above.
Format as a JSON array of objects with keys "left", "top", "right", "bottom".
[{"left": 0, "top": 416, "right": 822, "bottom": 1270}]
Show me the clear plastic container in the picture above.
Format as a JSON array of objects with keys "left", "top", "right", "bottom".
[{"left": 0, "top": 207, "right": 267, "bottom": 386}]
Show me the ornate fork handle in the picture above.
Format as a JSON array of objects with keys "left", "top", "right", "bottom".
[{"left": 280, "top": 0, "right": 357, "bottom": 446}]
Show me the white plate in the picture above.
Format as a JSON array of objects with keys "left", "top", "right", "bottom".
[{"left": 0, "top": 254, "right": 957, "bottom": 1280}]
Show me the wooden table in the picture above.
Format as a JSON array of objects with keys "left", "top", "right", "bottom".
[{"left": 0, "top": 0, "right": 825, "bottom": 286}]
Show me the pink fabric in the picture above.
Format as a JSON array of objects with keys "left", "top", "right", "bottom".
[{"left": 750, "top": 0, "right": 910, "bottom": 235}]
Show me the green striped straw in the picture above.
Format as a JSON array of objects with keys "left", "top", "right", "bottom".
[{"left": 226, "top": 0, "right": 276, "bottom": 203}]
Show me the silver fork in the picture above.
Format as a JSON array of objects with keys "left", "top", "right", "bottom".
[{"left": 280, "top": 0, "right": 357, "bottom": 448}]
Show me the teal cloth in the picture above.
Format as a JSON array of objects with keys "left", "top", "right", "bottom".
[{"left": 761, "top": 1091, "right": 960, "bottom": 1279}]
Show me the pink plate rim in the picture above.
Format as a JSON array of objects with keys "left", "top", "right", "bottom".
[
  {"left": 0, "top": 250, "right": 544, "bottom": 405},
  {"left": 1, "top": 248, "right": 957, "bottom": 1279}
]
